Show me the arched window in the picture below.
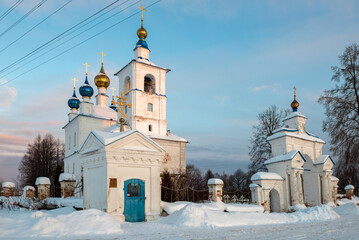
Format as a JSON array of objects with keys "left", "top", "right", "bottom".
[
  {"left": 125, "top": 77, "right": 131, "bottom": 94},
  {"left": 68, "top": 136, "right": 71, "bottom": 150},
  {"left": 147, "top": 103, "right": 153, "bottom": 112},
  {"left": 149, "top": 124, "right": 152, "bottom": 132},
  {"left": 144, "top": 75, "right": 155, "bottom": 94}
]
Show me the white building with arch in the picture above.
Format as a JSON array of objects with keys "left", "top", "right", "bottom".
[{"left": 250, "top": 92, "right": 339, "bottom": 212}]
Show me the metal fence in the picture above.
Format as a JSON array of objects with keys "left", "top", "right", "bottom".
[
  {"left": 222, "top": 190, "right": 251, "bottom": 204},
  {"left": 161, "top": 185, "right": 209, "bottom": 203}
]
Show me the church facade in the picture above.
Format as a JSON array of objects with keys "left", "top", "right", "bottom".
[
  {"left": 250, "top": 91, "right": 339, "bottom": 212},
  {"left": 63, "top": 9, "right": 187, "bottom": 221}
]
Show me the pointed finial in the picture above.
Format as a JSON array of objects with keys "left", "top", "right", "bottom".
[
  {"left": 72, "top": 77, "right": 78, "bottom": 89},
  {"left": 294, "top": 86, "right": 297, "bottom": 100},
  {"left": 138, "top": 6, "right": 147, "bottom": 27},
  {"left": 83, "top": 62, "right": 90, "bottom": 75},
  {"left": 99, "top": 52, "right": 106, "bottom": 64}
]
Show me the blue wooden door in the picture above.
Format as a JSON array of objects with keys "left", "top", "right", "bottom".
[{"left": 124, "top": 179, "right": 145, "bottom": 222}]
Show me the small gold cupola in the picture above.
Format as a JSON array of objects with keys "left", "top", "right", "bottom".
[
  {"left": 291, "top": 86, "right": 299, "bottom": 112},
  {"left": 135, "top": 6, "right": 149, "bottom": 50},
  {"left": 94, "top": 52, "right": 110, "bottom": 88}
]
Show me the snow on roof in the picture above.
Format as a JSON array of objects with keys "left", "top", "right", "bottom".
[
  {"left": 59, "top": 173, "right": 76, "bottom": 182},
  {"left": 251, "top": 172, "right": 283, "bottom": 181},
  {"left": 331, "top": 176, "right": 339, "bottom": 182},
  {"left": 345, "top": 185, "right": 355, "bottom": 190},
  {"left": 249, "top": 183, "right": 260, "bottom": 188},
  {"left": 135, "top": 57, "right": 157, "bottom": 66},
  {"left": 207, "top": 178, "right": 224, "bottom": 185},
  {"left": 35, "top": 177, "right": 50, "bottom": 185},
  {"left": 23, "top": 186, "right": 35, "bottom": 191},
  {"left": 264, "top": 150, "right": 305, "bottom": 165},
  {"left": 93, "top": 105, "right": 117, "bottom": 120},
  {"left": 282, "top": 111, "right": 307, "bottom": 121},
  {"left": 81, "top": 129, "right": 165, "bottom": 152},
  {"left": 314, "top": 155, "right": 335, "bottom": 165},
  {"left": 2, "top": 182, "right": 15, "bottom": 188},
  {"left": 267, "top": 130, "right": 325, "bottom": 144},
  {"left": 272, "top": 127, "right": 298, "bottom": 134},
  {"left": 92, "top": 130, "right": 137, "bottom": 145},
  {"left": 146, "top": 131, "right": 188, "bottom": 143}
]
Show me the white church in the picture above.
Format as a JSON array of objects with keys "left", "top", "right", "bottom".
[
  {"left": 250, "top": 90, "right": 340, "bottom": 212},
  {"left": 63, "top": 9, "right": 187, "bottom": 222}
]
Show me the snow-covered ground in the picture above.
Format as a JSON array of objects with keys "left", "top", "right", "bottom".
[{"left": 1, "top": 200, "right": 359, "bottom": 239}]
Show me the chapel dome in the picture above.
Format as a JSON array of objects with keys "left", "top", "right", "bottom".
[
  {"left": 137, "top": 27, "right": 147, "bottom": 40},
  {"left": 291, "top": 99, "right": 299, "bottom": 109},
  {"left": 94, "top": 64, "right": 110, "bottom": 88},
  {"left": 79, "top": 75, "right": 94, "bottom": 97},
  {"left": 68, "top": 90, "right": 80, "bottom": 109}
]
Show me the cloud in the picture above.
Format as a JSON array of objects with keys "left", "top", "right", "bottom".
[
  {"left": 0, "top": 80, "right": 17, "bottom": 107},
  {"left": 0, "top": 134, "right": 29, "bottom": 146},
  {"left": 252, "top": 84, "right": 280, "bottom": 93}
]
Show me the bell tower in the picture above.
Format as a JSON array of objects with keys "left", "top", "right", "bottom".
[{"left": 114, "top": 6, "right": 169, "bottom": 136}]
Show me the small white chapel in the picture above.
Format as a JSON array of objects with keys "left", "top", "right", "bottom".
[
  {"left": 250, "top": 89, "right": 340, "bottom": 212},
  {"left": 63, "top": 7, "right": 187, "bottom": 222}
]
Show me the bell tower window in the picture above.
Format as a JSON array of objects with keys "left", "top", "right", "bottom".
[
  {"left": 125, "top": 77, "right": 131, "bottom": 94},
  {"left": 144, "top": 74, "right": 155, "bottom": 94},
  {"left": 147, "top": 103, "right": 153, "bottom": 112}
]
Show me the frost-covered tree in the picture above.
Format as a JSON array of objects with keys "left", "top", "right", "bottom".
[
  {"left": 319, "top": 43, "right": 359, "bottom": 189},
  {"left": 248, "top": 105, "right": 289, "bottom": 174},
  {"left": 18, "top": 134, "right": 64, "bottom": 187}
]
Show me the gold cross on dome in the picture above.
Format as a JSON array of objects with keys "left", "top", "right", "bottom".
[
  {"left": 138, "top": 5, "right": 147, "bottom": 22},
  {"left": 110, "top": 87, "right": 116, "bottom": 98},
  {"left": 99, "top": 52, "right": 106, "bottom": 64},
  {"left": 294, "top": 86, "right": 297, "bottom": 99},
  {"left": 83, "top": 62, "right": 90, "bottom": 75},
  {"left": 111, "top": 91, "right": 132, "bottom": 131},
  {"left": 72, "top": 77, "right": 78, "bottom": 89}
]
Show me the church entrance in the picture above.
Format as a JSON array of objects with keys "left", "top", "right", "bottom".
[
  {"left": 270, "top": 188, "right": 281, "bottom": 212},
  {"left": 124, "top": 179, "right": 145, "bottom": 222}
]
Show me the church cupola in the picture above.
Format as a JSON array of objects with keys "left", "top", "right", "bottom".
[
  {"left": 291, "top": 86, "right": 299, "bottom": 112},
  {"left": 134, "top": 6, "right": 150, "bottom": 60},
  {"left": 79, "top": 63, "right": 94, "bottom": 101},
  {"left": 68, "top": 89, "right": 80, "bottom": 110},
  {"left": 94, "top": 52, "right": 110, "bottom": 106}
]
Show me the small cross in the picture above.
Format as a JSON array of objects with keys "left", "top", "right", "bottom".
[
  {"left": 111, "top": 91, "right": 132, "bottom": 132},
  {"left": 72, "top": 77, "right": 78, "bottom": 89},
  {"left": 138, "top": 5, "right": 147, "bottom": 22},
  {"left": 294, "top": 86, "right": 296, "bottom": 99},
  {"left": 83, "top": 62, "right": 90, "bottom": 75},
  {"left": 110, "top": 87, "right": 116, "bottom": 98},
  {"left": 99, "top": 52, "right": 106, "bottom": 64}
]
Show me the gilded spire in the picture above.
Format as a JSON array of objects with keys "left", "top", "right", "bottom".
[
  {"left": 291, "top": 86, "right": 299, "bottom": 112},
  {"left": 137, "top": 6, "right": 148, "bottom": 40},
  {"left": 72, "top": 77, "right": 78, "bottom": 90}
]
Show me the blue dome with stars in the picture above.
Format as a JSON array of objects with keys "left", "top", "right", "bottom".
[
  {"left": 68, "top": 90, "right": 80, "bottom": 109},
  {"left": 79, "top": 75, "right": 94, "bottom": 98},
  {"left": 136, "top": 39, "right": 149, "bottom": 50},
  {"left": 109, "top": 103, "right": 118, "bottom": 112}
]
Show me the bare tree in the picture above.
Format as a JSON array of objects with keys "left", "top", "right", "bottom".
[
  {"left": 18, "top": 134, "right": 64, "bottom": 188},
  {"left": 186, "top": 164, "right": 205, "bottom": 190},
  {"left": 318, "top": 43, "right": 359, "bottom": 189},
  {"left": 248, "top": 105, "right": 289, "bottom": 174}
]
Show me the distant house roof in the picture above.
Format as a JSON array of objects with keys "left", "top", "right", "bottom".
[
  {"left": 264, "top": 150, "right": 306, "bottom": 165},
  {"left": 251, "top": 172, "right": 283, "bottom": 181}
]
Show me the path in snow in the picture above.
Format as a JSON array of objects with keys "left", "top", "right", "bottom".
[{"left": 119, "top": 215, "right": 358, "bottom": 240}]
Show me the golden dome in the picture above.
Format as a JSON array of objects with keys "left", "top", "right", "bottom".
[
  {"left": 137, "top": 26, "right": 147, "bottom": 39},
  {"left": 94, "top": 64, "right": 110, "bottom": 88},
  {"left": 291, "top": 99, "right": 299, "bottom": 109}
]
